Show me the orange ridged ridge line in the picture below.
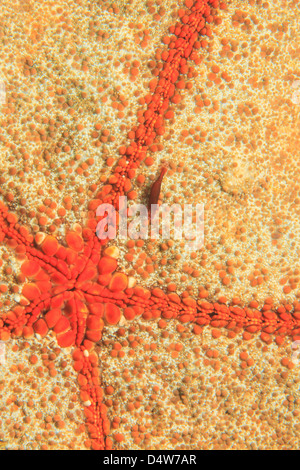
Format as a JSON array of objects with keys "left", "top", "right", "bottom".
[
  {"left": 87, "top": 0, "right": 221, "bottom": 233},
  {"left": 1, "top": 0, "right": 299, "bottom": 450}
]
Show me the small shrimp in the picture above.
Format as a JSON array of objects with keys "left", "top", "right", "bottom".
[{"left": 148, "top": 166, "right": 168, "bottom": 218}]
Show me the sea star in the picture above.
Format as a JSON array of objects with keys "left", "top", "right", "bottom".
[{"left": 0, "top": 0, "right": 300, "bottom": 450}]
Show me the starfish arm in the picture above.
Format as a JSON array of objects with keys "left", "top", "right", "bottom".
[
  {"left": 25, "top": 245, "right": 72, "bottom": 280},
  {"left": 0, "top": 294, "right": 52, "bottom": 340},
  {"left": 86, "top": 1, "right": 218, "bottom": 237},
  {"left": 0, "top": 201, "right": 74, "bottom": 280},
  {"left": 73, "top": 347, "right": 111, "bottom": 450}
]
